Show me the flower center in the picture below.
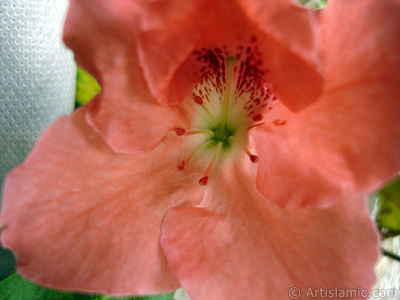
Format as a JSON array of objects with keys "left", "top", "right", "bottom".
[
  {"left": 176, "top": 43, "right": 278, "bottom": 186},
  {"left": 210, "top": 123, "right": 233, "bottom": 147}
]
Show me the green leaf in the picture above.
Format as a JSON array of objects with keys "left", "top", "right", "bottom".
[
  {"left": 75, "top": 67, "right": 101, "bottom": 106},
  {"left": 0, "top": 247, "right": 15, "bottom": 280},
  {"left": 375, "top": 176, "right": 400, "bottom": 236},
  {"left": 295, "top": 0, "right": 327, "bottom": 9},
  {"left": 127, "top": 293, "right": 175, "bottom": 300},
  {"left": 0, "top": 273, "right": 175, "bottom": 300},
  {"left": 0, "top": 272, "right": 90, "bottom": 300}
]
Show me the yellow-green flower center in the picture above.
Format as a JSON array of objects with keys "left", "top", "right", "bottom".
[{"left": 175, "top": 44, "right": 278, "bottom": 185}]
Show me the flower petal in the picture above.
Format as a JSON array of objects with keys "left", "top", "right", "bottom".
[
  {"left": 237, "top": 0, "right": 323, "bottom": 110},
  {"left": 253, "top": 0, "right": 400, "bottom": 208},
  {"left": 137, "top": 0, "right": 206, "bottom": 106},
  {"left": 238, "top": 0, "right": 319, "bottom": 66},
  {"left": 321, "top": 0, "right": 400, "bottom": 90},
  {"left": 64, "top": 0, "right": 324, "bottom": 153},
  {"left": 63, "top": 0, "right": 142, "bottom": 82},
  {"left": 161, "top": 161, "right": 379, "bottom": 300},
  {"left": 138, "top": 0, "right": 323, "bottom": 111},
  {"left": 85, "top": 89, "right": 185, "bottom": 154},
  {"left": 64, "top": 0, "right": 184, "bottom": 154},
  {"left": 252, "top": 115, "right": 346, "bottom": 209},
  {"left": 0, "top": 107, "right": 205, "bottom": 295}
]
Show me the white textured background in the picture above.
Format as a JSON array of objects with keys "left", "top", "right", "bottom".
[
  {"left": 0, "top": 0, "right": 76, "bottom": 278},
  {"left": 373, "top": 237, "right": 400, "bottom": 300},
  {"left": 0, "top": 0, "right": 76, "bottom": 197}
]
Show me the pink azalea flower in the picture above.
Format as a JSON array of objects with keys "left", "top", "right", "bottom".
[{"left": 1, "top": 0, "right": 400, "bottom": 299}]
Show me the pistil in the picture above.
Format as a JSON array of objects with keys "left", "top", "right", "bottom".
[
  {"left": 220, "top": 56, "right": 237, "bottom": 128},
  {"left": 228, "top": 136, "right": 258, "bottom": 163},
  {"left": 199, "top": 141, "right": 223, "bottom": 186}
]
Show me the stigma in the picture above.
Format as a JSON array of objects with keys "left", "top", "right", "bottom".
[{"left": 175, "top": 43, "right": 279, "bottom": 186}]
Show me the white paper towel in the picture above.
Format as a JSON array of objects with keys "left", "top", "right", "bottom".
[
  {"left": 0, "top": 0, "right": 76, "bottom": 197},
  {"left": 0, "top": 0, "right": 76, "bottom": 278}
]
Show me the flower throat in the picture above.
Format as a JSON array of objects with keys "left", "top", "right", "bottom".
[{"left": 176, "top": 44, "right": 280, "bottom": 186}]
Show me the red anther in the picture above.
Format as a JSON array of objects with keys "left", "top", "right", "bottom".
[
  {"left": 253, "top": 114, "right": 263, "bottom": 122},
  {"left": 178, "top": 160, "right": 185, "bottom": 171},
  {"left": 199, "top": 176, "right": 209, "bottom": 186},
  {"left": 194, "top": 96, "right": 204, "bottom": 105},
  {"left": 176, "top": 128, "right": 185, "bottom": 136},
  {"left": 250, "top": 155, "right": 258, "bottom": 163}
]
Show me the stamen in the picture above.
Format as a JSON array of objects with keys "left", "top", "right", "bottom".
[
  {"left": 176, "top": 128, "right": 214, "bottom": 136},
  {"left": 178, "top": 46, "right": 268, "bottom": 185},
  {"left": 194, "top": 96, "right": 216, "bottom": 123},
  {"left": 220, "top": 56, "right": 237, "bottom": 127},
  {"left": 229, "top": 136, "right": 258, "bottom": 163},
  {"left": 186, "top": 140, "right": 212, "bottom": 169},
  {"left": 198, "top": 176, "right": 209, "bottom": 186},
  {"left": 178, "top": 160, "right": 185, "bottom": 171},
  {"left": 185, "top": 130, "right": 214, "bottom": 136},
  {"left": 250, "top": 155, "right": 258, "bottom": 163},
  {"left": 176, "top": 128, "right": 185, "bottom": 136},
  {"left": 199, "top": 141, "right": 223, "bottom": 186}
]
